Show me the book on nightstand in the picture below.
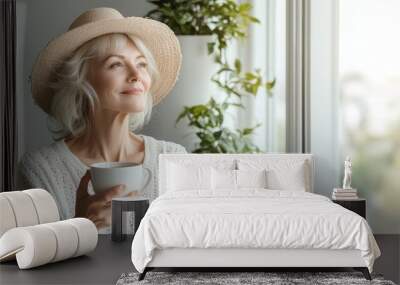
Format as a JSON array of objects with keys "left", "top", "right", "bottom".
[{"left": 332, "top": 188, "right": 358, "bottom": 200}]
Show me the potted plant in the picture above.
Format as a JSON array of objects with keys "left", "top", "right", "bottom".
[{"left": 145, "top": 0, "right": 275, "bottom": 153}]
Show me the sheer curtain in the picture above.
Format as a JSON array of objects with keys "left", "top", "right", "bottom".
[
  {"left": 309, "top": 0, "right": 341, "bottom": 198},
  {"left": 1, "top": 0, "right": 18, "bottom": 192},
  {"left": 227, "top": 0, "right": 287, "bottom": 153}
]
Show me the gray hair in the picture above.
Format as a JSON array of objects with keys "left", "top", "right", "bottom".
[{"left": 47, "top": 33, "right": 160, "bottom": 141}]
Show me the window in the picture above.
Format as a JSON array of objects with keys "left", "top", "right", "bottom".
[{"left": 339, "top": 0, "right": 400, "bottom": 233}]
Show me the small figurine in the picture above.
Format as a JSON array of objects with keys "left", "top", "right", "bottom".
[{"left": 342, "top": 156, "right": 352, "bottom": 189}]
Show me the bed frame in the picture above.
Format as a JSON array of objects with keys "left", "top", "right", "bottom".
[
  {"left": 138, "top": 154, "right": 372, "bottom": 281},
  {"left": 140, "top": 248, "right": 371, "bottom": 280}
]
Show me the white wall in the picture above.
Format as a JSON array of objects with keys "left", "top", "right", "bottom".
[{"left": 16, "top": 0, "right": 153, "bottom": 159}]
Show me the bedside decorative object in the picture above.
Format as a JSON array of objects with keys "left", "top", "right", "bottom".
[
  {"left": 332, "top": 188, "right": 358, "bottom": 200},
  {"left": 332, "top": 156, "right": 358, "bottom": 199},
  {"left": 111, "top": 197, "right": 149, "bottom": 242},
  {"left": 342, "top": 156, "right": 353, "bottom": 189},
  {"left": 332, "top": 198, "right": 366, "bottom": 219}
]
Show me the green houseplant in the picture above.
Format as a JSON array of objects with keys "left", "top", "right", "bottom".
[{"left": 146, "top": 0, "right": 275, "bottom": 153}]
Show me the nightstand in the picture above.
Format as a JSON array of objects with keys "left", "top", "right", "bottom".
[{"left": 332, "top": 198, "right": 366, "bottom": 219}]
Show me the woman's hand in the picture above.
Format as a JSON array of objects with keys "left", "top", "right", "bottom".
[{"left": 75, "top": 170, "right": 137, "bottom": 229}]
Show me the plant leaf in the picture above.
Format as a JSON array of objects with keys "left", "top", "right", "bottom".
[
  {"left": 234, "top": 59, "right": 241, "bottom": 73},
  {"left": 266, "top": 78, "right": 276, "bottom": 90}
]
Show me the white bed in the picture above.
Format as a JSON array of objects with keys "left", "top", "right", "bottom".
[{"left": 131, "top": 154, "right": 380, "bottom": 280}]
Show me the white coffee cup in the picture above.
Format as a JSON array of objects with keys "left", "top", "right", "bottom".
[{"left": 90, "top": 162, "right": 151, "bottom": 194}]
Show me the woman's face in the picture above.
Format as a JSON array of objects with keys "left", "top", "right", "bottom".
[{"left": 86, "top": 40, "right": 152, "bottom": 113}]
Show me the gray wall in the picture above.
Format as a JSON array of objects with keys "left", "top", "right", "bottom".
[{"left": 16, "top": 0, "right": 153, "bottom": 159}]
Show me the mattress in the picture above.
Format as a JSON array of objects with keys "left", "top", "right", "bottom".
[{"left": 131, "top": 189, "right": 380, "bottom": 273}]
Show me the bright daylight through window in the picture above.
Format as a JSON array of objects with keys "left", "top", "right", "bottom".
[{"left": 339, "top": 0, "right": 400, "bottom": 233}]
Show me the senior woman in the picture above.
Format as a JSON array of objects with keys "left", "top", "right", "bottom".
[{"left": 17, "top": 7, "right": 186, "bottom": 232}]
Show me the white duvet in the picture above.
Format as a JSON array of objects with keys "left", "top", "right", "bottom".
[{"left": 131, "top": 189, "right": 380, "bottom": 273}]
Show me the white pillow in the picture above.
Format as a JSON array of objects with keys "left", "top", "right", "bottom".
[
  {"left": 236, "top": 169, "right": 268, "bottom": 188},
  {"left": 211, "top": 168, "right": 236, "bottom": 190},
  {"left": 211, "top": 168, "right": 268, "bottom": 190},
  {"left": 167, "top": 162, "right": 211, "bottom": 191},
  {"left": 238, "top": 159, "right": 308, "bottom": 191}
]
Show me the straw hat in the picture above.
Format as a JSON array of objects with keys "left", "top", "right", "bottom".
[{"left": 31, "top": 7, "right": 182, "bottom": 114}]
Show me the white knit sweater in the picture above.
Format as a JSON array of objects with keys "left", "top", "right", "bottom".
[{"left": 17, "top": 135, "right": 186, "bottom": 221}]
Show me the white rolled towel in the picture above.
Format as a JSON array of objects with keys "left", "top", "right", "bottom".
[
  {"left": 23, "top": 189, "right": 60, "bottom": 223},
  {"left": 0, "top": 196, "right": 17, "bottom": 237},
  {"left": 0, "top": 218, "right": 98, "bottom": 269},
  {"left": 0, "top": 189, "right": 59, "bottom": 237}
]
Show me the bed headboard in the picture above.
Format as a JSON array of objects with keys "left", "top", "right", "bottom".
[{"left": 159, "top": 153, "right": 314, "bottom": 195}]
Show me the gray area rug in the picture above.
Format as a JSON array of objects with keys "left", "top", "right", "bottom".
[{"left": 116, "top": 271, "right": 396, "bottom": 285}]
